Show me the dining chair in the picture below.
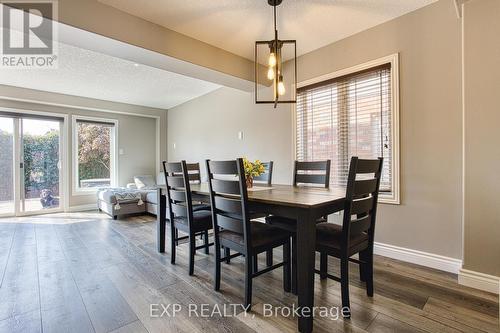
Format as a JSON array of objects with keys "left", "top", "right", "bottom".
[
  {"left": 206, "top": 158, "right": 291, "bottom": 310},
  {"left": 162, "top": 160, "right": 214, "bottom": 276},
  {"left": 265, "top": 160, "right": 331, "bottom": 293},
  {"left": 252, "top": 161, "right": 274, "bottom": 185},
  {"left": 316, "top": 157, "right": 383, "bottom": 317},
  {"left": 165, "top": 162, "right": 210, "bottom": 245}
]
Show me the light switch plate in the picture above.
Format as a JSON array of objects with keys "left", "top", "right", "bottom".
[{"left": 119, "top": 149, "right": 124, "bottom": 155}]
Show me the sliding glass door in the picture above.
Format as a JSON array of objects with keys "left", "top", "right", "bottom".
[
  {"left": 0, "top": 113, "right": 64, "bottom": 216},
  {"left": 20, "top": 118, "right": 62, "bottom": 213},
  {"left": 0, "top": 118, "right": 15, "bottom": 216}
]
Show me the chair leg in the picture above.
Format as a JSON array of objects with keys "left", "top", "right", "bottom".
[
  {"left": 252, "top": 254, "right": 258, "bottom": 273},
  {"left": 291, "top": 235, "right": 297, "bottom": 295},
  {"left": 175, "top": 229, "right": 179, "bottom": 246},
  {"left": 225, "top": 247, "right": 231, "bottom": 264},
  {"left": 320, "top": 251, "right": 328, "bottom": 280},
  {"left": 340, "top": 256, "right": 351, "bottom": 318},
  {"left": 266, "top": 249, "right": 273, "bottom": 267},
  {"left": 188, "top": 235, "right": 195, "bottom": 276},
  {"left": 170, "top": 226, "right": 176, "bottom": 264},
  {"left": 214, "top": 242, "right": 221, "bottom": 291},
  {"left": 359, "top": 249, "right": 368, "bottom": 282},
  {"left": 365, "top": 249, "right": 374, "bottom": 297},
  {"left": 244, "top": 254, "right": 253, "bottom": 311},
  {"left": 283, "top": 241, "right": 291, "bottom": 292},
  {"left": 204, "top": 230, "right": 209, "bottom": 254}
]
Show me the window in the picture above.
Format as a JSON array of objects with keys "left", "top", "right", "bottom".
[
  {"left": 295, "top": 55, "right": 400, "bottom": 203},
  {"left": 73, "top": 117, "right": 117, "bottom": 193}
]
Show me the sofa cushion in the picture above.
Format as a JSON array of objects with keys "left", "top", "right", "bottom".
[
  {"left": 145, "top": 190, "right": 158, "bottom": 204},
  {"left": 134, "top": 175, "right": 156, "bottom": 189},
  {"left": 98, "top": 188, "right": 148, "bottom": 204},
  {"left": 98, "top": 189, "right": 118, "bottom": 204},
  {"left": 157, "top": 172, "right": 166, "bottom": 186}
]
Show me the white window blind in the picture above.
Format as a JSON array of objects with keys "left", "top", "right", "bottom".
[{"left": 296, "top": 63, "right": 393, "bottom": 195}]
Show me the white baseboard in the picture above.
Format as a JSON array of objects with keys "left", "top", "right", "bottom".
[
  {"left": 374, "top": 242, "right": 463, "bottom": 274},
  {"left": 67, "top": 203, "right": 97, "bottom": 212},
  {"left": 458, "top": 269, "right": 500, "bottom": 294}
]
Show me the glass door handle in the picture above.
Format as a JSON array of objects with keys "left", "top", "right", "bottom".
[{"left": 20, "top": 162, "right": 24, "bottom": 169}]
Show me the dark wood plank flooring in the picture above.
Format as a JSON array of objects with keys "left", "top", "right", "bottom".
[{"left": 0, "top": 212, "right": 498, "bottom": 333}]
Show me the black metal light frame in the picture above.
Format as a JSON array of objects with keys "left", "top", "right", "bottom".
[{"left": 255, "top": 0, "right": 297, "bottom": 108}]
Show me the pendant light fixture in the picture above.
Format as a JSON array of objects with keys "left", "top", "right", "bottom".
[{"left": 255, "top": 0, "right": 297, "bottom": 108}]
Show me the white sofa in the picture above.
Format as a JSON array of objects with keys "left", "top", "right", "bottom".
[{"left": 97, "top": 173, "right": 165, "bottom": 219}]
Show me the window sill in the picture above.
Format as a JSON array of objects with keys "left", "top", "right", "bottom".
[
  {"left": 379, "top": 195, "right": 400, "bottom": 205},
  {"left": 73, "top": 188, "right": 100, "bottom": 196}
]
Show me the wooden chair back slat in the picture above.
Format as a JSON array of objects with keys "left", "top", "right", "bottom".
[
  {"left": 169, "top": 189, "right": 187, "bottom": 203},
  {"left": 349, "top": 214, "right": 372, "bottom": 235},
  {"left": 164, "top": 162, "right": 183, "bottom": 173},
  {"left": 353, "top": 179, "right": 378, "bottom": 197},
  {"left": 166, "top": 176, "right": 185, "bottom": 189},
  {"left": 188, "top": 173, "right": 201, "bottom": 182},
  {"left": 214, "top": 196, "right": 242, "bottom": 215},
  {"left": 171, "top": 202, "right": 188, "bottom": 217},
  {"left": 296, "top": 161, "right": 330, "bottom": 171},
  {"left": 253, "top": 161, "right": 274, "bottom": 185},
  {"left": 211, "top": 179, "right": 241, "bottom": 195},
  {"left": 356, "top": 159, "right": 383, "bottom": 174},
  {"left": 208, "top": 160, "right": 239, "bottom": 175},
  {"left": 295, "top": 174, "right": 328, "bottom": 186},
  {"left": 186, "top": 163, "right": 200, "bottom": 171},
  {"left": 293, "top": 160, "right": 331, "bottom": 188},
  {"left": 215, "top": 213, "right": 244, "bottom": 234},
  {"left": 350, "top": 196, "right": 374, "bottom": 215}
]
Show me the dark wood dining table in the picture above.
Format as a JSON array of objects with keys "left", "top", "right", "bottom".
[{"left": 157, "top": 183, "right": 346, "bottom": 333}]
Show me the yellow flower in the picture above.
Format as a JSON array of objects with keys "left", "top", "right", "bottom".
[{"left": 242, "top": 157, "right": 265, "bottom": 178}]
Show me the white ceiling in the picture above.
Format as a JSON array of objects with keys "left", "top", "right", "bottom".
[
  {"left": 99, "top": 0, "right": 437, "bottom": 60},
  {"left": 0, "top": 31, "right": 221, "bottom": 110}
]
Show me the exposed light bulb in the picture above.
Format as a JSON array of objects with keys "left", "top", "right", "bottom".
[
  {"left": 277, "top": 79, "right": 286, "bottom": 96},
  {"left": 267, "top": 67, "right": 275, "bottom": 80},
  {"left": 268, "top": 52, "right": 277, "bottom": 67}
]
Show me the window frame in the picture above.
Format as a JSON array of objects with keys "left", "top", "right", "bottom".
[
  {"left": 292, "top": 53, "right": 400, "bottom": 204},
  {"left": 72, "top": 115, "right": 118, "bottom": 195}
]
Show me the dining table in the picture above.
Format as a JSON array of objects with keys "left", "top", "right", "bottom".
[{"left": 156, "top": 183, "right": 346, "bottom": 333}]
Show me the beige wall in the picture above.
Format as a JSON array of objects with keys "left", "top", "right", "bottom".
[
  {"left": 463, "top": 0, "right": 500, "bottom": 277},
  {"left": 168, "top": 87, "right": 292, "bottom": 184},
  {"left": 168, "top": 0, "right": 464, "bottom": 260},
  {"left": 0, "top": 85, "right": 167, "bottom": 208}
]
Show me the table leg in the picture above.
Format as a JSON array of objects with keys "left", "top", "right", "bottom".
[
  {"left": 157, "top": 188, "right": 166, "bottom": 253},
  {"left": 296, "top": 209, "right": 316, "bottom": 333}
]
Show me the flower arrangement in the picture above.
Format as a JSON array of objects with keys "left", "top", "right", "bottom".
[{"left": 243, "top": 158, "right": 265, "bottom": 188}]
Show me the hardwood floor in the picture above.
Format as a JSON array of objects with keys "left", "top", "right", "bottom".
[{"left": 0, "top": 212, "right": 498, "bottom": 333}]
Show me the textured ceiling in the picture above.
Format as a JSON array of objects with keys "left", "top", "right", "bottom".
[
  {"left": 99, "top": 0, "right": 437, "bottom": 60},
  {"left": 0, "top": 36, "right": 221, "bottom": 109}
]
